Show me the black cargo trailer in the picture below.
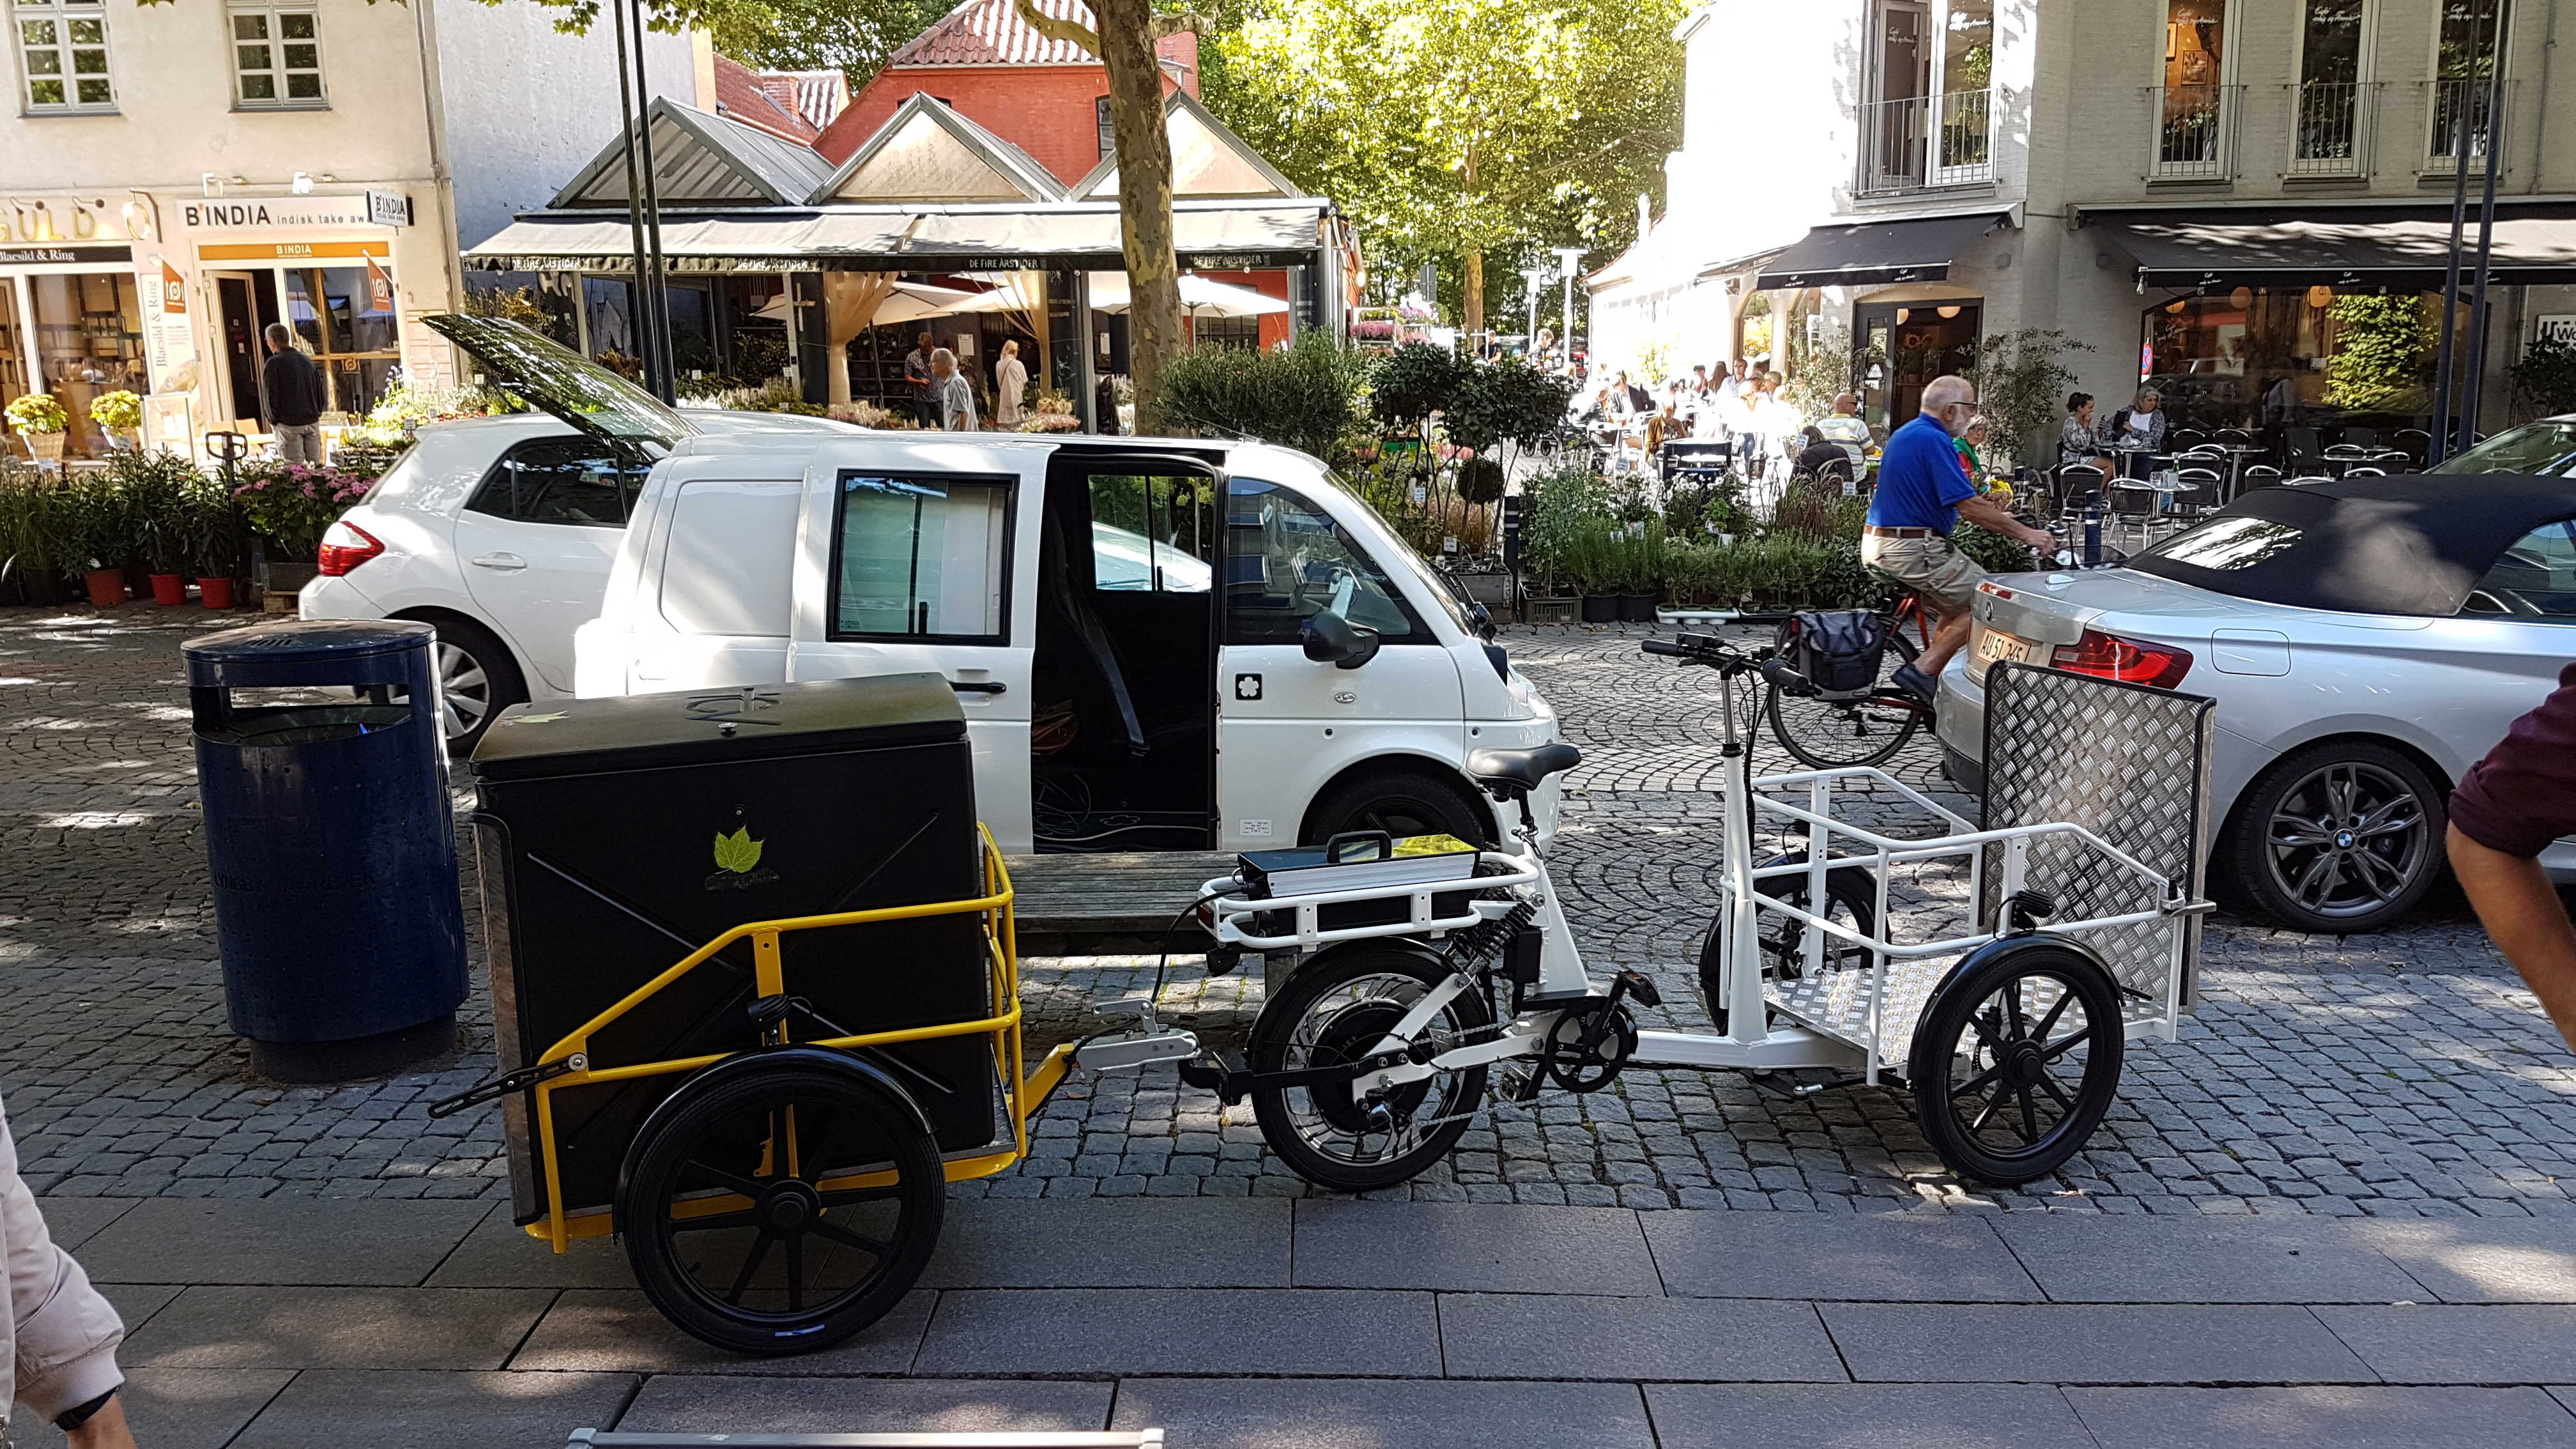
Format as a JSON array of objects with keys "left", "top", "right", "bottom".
[{"left": 470, "top": 675, "right": 996, "bottom": 1227}]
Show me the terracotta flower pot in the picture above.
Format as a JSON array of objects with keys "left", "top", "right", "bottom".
[
  {"left": 83, "top": 567, "right": 125, "bottom": 607},
  {"left": 197, "top": 577, "right": 237, "bottom": 610},
  {"left": 149, "top": 573, "right": 187, "bottom": 606}
]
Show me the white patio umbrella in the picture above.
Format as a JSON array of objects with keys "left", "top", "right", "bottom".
[
  {"left": 754, "top": 280, "right": 985, "bottom": 326},
  {"left": 1084, "top": 272, "right": 1291, "bottom": 318}
]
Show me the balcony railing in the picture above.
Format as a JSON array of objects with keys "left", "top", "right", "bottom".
[
  {"left": 2149, "top": 83, "right": 2240, "bottom": 181},
  {"left": 2287, "top": 80, "right": 2375, "bottom": 178},
  {"left": 1854, "top": 89, "right": 1994, "bottom": 196},
  {"left": 2423, "top": 77, "right": 2513, "bottom": 171}
]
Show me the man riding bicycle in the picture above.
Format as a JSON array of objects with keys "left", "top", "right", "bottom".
[{"left": 1862, "top": 374, "right": 2053, "bottom": 703}]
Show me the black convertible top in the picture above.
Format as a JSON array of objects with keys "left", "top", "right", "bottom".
[{"left": 2128, "top": 475, "right": 2576, "bottom": 615}]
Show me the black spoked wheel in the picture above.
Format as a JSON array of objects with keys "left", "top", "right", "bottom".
[
  {"left": 1764, "top": 627, "right": 1924, "bottom": 770},
  {"left": 1695, "top": 854, "right": 1878, "bottom": 1033},
  {"left": 1249, "top": 946, "right": 1494, "bottom": 1193},
  {"left": 1908, "top": 937, "right": 2125, "bottom": 1186},
  {"left": 622, "top": 1062, "right": 943, "bottom": 1355}
]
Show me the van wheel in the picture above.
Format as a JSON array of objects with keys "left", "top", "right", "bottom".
[
  {"left": 1305, "top": 767, "right": 1494, "bottom": 847},
  {"left": 2224, "top": 740, "right": 2444, "bottom": 935},
  {"left": 408, "top": 617, "right": 525, "bottom": 753}
]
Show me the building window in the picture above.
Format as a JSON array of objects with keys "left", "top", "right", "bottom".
[
  {"left": 2429, "top": 0, "right": 2508, "bottom": 165},
  {"left": 231, "top": 4, "right": 325, "bottom": 107},
  {"left": 2153, "top": 0, "right": 2234, "bottom": 179},
  {"left": 1096, "top": 96, "right": 1115, "bottom": 158},
  {"left": 15, "top": 0, "right": 114, "bottom": 112},
  {"left": 1857, "top": 0, "right": 1992, "bottom": 194},
  {"left": 2290, "top": 0, "right": 2370, "bottom": 176}
]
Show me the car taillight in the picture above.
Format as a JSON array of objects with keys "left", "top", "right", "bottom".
[
  {"left": 317, "top": 519, "right": 384, "bottom": 576},
  {"left": 2050, "top": 628, "right": 2192, "bottom": 688}
]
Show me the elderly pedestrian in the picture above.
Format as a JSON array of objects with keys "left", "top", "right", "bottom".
[
  {"left": 1861, "top": 374, "right": 2054, "bottom": 702},
  {"left": 3, "top": 1096, "right": 136, "bottom": 1447},
  {"left": 992, "top": 340, "right": 1029, "bottom": 427},
  {"left": 1815, "top": 392, "right": 1873, "bottom": 480},
  {"left": 930, "top": 348, "right": 979, "bottom": 431}
]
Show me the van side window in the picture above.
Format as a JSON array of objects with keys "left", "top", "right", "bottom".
[
  {"left": 1087, "top": 472, "right": 1213, "bottom": 593},
  {"left": 1223, "top": 477, "right": 1429, "bottom": 645},
  {"left": 2460, "top": 519, "right": 2576, "bottom": 620},
  {"left": 464, "top": 438, "right": 645, "bottom": 526},
  {"left": 831, "top": 471, "right": 1013, "bottom": 643}
]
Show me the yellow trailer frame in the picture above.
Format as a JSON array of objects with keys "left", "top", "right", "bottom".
[{"left": 518, "top": 825, "right": 1072, "bottom": 1251}]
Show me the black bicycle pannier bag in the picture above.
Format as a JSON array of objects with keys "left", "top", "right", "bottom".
[{"left": 1780, "top": 610, "right": 1888, "bottom": 696}]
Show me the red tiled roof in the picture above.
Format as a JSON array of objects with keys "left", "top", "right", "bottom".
[
  {"left": 711, "top": 52, "right": 820, "bottom": 142},
  {"left": 884, "top": 0, "right": 1101, "bottom": 66},
  {"left": 758, "top": 69, "right": 850, "bottom": 132}
]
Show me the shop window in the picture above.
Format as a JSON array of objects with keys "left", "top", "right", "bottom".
[
  {"left": 2140, "top": 288, "right": 2455, "bottom": 434},
  {"left": 26, "top": 271, "right": 142, "bottom": 460},
  {"left": 831, "top": 473, "right": 1013, "bottom": 641},
  {"left": 282, "top": 263, "right": 399, "bottom": 417},
  {"left": 15, "top": 0, "right": 114, "bottom": 112},
  {"left": 231, "top": 4, "right": 324, "bottom": 107},
  {"left": 465, "top": 438, "right": 647, "bottom": 527}
]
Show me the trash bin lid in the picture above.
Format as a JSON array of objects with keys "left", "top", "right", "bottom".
[
  {"left": 471, "top": 673, "right": 966, "bottom": 779},
  {"left": 183, "top": 618, "right": 436, "bottom": 664}
]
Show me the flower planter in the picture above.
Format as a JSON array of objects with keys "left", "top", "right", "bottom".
[
  {"left": 26, "top": 433, "right": 65, "bottom": 463},
  {"left": 82, "top": 568, "right": 125, "bottom": 607},
  {"left": 1618, "top": 594, "right": 1659, "bottom": 624},
  {"left": 197, "top": 576, "right": 238, "bottom": 610},
  {"left": 149, "top": 573, "right": 188, "bottom": 606},
  {"left": 259, "top": 560, "right": 318, "bottom": 612},
  {"left": 1579, "top": 594, "right": 1619, "bottom": 624}
]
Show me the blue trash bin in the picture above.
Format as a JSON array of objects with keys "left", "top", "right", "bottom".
[{"left": 184, "top": 619, "right": 468, "bottom": 1082}]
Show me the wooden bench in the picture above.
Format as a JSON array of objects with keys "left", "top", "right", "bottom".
[{"left": 1003, "top": 850, "right": 1236, "bottom": 956}]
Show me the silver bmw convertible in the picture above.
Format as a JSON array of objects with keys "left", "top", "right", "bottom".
[{"left": 1937, "top": 440, "right": 2576, "bottom": 935}]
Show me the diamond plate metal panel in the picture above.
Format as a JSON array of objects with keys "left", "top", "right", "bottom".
[{"left": 1979, "top": 664, "right": 2215, "bottom": 1008}]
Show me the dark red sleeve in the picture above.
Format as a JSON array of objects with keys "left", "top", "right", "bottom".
[{"left": 2449, "top": 660, "right": 2576, "bottom": 859}]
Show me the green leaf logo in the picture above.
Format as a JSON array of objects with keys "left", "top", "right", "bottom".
[{"left": 712, "top": 825, "right": 764, "bottom": 874}]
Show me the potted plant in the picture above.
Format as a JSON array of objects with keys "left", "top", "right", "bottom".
[
  {"left": 231, "top": 459, "right": 369, "bottom": 603},
  {"left": 116, "top": 451, "right": 199, "bottom": 604},
  {"left": 90, "top": 390, "right": 144, "bottom": 450},
  {"left": 1567, "top": 519, "right": 1621, "bottom": 624},
  {"left": 6, "top": 393, "right": 69, "bottom": 463},
  {"left": 183, "top": 476, "right": 247, "bottom": 610},
  {"left": 0, "top": 463, "right": 78, "bottom": 603},
  {"left": 63, "top": 471, "right": 137, "bottom": 606}
]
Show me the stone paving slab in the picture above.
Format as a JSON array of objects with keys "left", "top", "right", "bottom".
[
  {"left": 617, "top": 1376, "right": 1117, "bottom": 1435},
  {"left": 1641, "top": 1383, "right": 2094, "bottom": 1449},
  {"left": 1820, "top": 1303, "right": 2373, "bottom": 1384},
  {"left": 1289, "top": 1201, "right": 1664, "bottom": 1295},
  {"left": 31, "top": 1194, "right": 134, "bottom": 1250},
  {"left": 1107, "top": 1377, "right": 1659, "bottom": 1449},
  {"left": 913, "top": 1288, "right": 1441, "bottom": 1378},
  {"left": 424, "top": 1208, "right": 638, "bottom": 1289},
  {"left": 95, "top": 1281, "right": 183, "bottom": 1337},
  {"left": 77, "top": 1198, "right": 489, "bottom": 1285},
  {"left": 2067, "top": 1385, "right": 2576, "bottom": 1448},
  {"left": 917, "top": 1197, "right": 1291, "bottom": 1288},
  {"left": 12, "top": 1367, "right": 294, "bottom": 1449},
  {"left": 226, "top": 1369, "right": 638, "bottom": 1449},
  {"left": 1436, "top": 1293, "right": 1843, "bottom": 1383},
  {"left": 119, "top": 1285, "right": 556, "bottom": 1370},
  {"left": 2312, "top": 1305, "right": 2576, "bottom": 1384},
  {"left": 507, "top": 1288, "right": 933, "bottom": 1375},
  {"left": 2347, "top": 1218, "right": 2576, "bottom": 1303},
  {"left": 1643, "top": 1210, "right": 2041, "bottom": 1301},
  {"left": 1989, "top": 1215, "right": 2430, "bottom": 1303}
]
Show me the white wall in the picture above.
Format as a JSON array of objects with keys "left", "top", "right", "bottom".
[{"left": 431, "top": 0, "right": 703, "bottom": 250}]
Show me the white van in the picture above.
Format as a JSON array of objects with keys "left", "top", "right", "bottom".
[{"left": 400, "top": 316, "right": 1564, "bottom": 854}]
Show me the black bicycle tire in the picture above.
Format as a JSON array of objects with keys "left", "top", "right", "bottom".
[{"left": 1763, "top": 626, "right": 1924, "bottom": 770}]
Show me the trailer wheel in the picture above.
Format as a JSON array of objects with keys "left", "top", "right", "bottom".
[
  {"left": 622, "top": 1062, "right": 943, "bottom": 1355},
  {"left": 1907, "top": 936, "right": 2124, "bottom": 1187}
]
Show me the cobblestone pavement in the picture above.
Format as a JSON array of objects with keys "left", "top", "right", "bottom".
[{"left": 4, "top": 608, "right": 2573, "bottom": 1219}]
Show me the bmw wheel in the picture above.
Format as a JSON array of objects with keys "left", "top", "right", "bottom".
[{"left": 2226, "top": 740, "right": 2444, "bottom": 934}]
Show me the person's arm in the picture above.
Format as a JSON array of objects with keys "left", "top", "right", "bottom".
[
  {"left": 2446, "top": 664, "right": 2576, "bottom": 1050},
  {"left": 1957, "top": 491, "right": 2051, "bottom": 548},
  {"left": 3, "top": 1101, "right": 127, "bottom": 1442},
  {"left": 2450, "top": 827, "right": 2576, "bottom": 1048}
]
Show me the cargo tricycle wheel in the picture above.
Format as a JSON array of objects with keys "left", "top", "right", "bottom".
[
  {"left": 1249, "top": 944, "right": 1494, "bottom": 1193},
  {"left": 1906, "top": 937, "right": 2124, "bottom": 1187},
  {"left": 621, "top": 1061, "right": 944, "bottom": 1355}
]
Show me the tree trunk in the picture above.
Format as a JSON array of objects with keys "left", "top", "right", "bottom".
[
  {"left": 1462, "top": 250, "right": 1484, "bottom": 341},
  {"left": 1092, "top": 0, "right": 1183, "bottom": 436}
]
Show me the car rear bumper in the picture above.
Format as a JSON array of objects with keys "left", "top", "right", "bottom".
[
  {"left": 297, "top": 572, "right": 381, "bottom": 622},
  {"left": 1935, "top": 652, "right": 1987, "bottom": 788}
]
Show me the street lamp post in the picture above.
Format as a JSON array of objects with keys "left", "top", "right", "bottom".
[
  {"left": 1552, "top": 246, "right": 1586, "bottom": 374},
  {"left": 1519, "top": 266, "right": 1548, "bottom": 357}
]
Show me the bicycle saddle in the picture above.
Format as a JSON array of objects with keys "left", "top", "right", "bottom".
[{"left": 1466, "top": 742, "right": 1583, "bottom": 798}]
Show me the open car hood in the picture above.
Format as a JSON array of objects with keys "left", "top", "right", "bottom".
[{"left": 421, "top": 312, "right": 694, "bottom": 454}]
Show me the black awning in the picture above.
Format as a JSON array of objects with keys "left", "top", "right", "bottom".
[
  {"left": 1753, "top": 211, "right": 2011, "bottom": 290},
  {"left": 2089, "top": 204, "right": 2576, "bottom": 289}
]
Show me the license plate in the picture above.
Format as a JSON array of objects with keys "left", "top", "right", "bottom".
[{"left": 1970, "top": 625, "right": 2044, "bottom": 682}]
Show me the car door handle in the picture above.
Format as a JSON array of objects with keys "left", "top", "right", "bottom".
[
  {"left": 469, "top": 553, "right": 528, "bottom": 572},
  {"left": 949, "top": 680, "right": 1007, "bottom": 695}
]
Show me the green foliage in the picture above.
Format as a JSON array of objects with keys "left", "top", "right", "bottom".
[
  {"left": 704, "top": 0, "right": 954, "bottom": 91},
  {"left": 1961, "top": 329, "right": 2090, "bottom": 470},
  {"left": 181, "top": 473, "right": 250, "bottom": 578},
  {"left": 1519, "top": 465, "right": 1614, "bottom": 587},
  {"left": 1659, "top": 476, "right": 1749, "bottom": 540},
  {"left": 0, "top": 464, "right": 79, "bottom": 581},
  {"left": 1370, "top": 342, "right": 1460, "bottom": 431},
  {"left": 1445, "top": 356, "right": 1574, "bottom": 456},
  {"left": 61, "top": 471, "right": 138, "bottom": 571},
  {"left": 2325, "top": 295, "right": 2435, "bottom": 413},
  {"left": 2511, "top": 332, "right": 2576, "bottom": 418},
  {"left": 1158, "top": 332, "right": 1370, "bottom": 461},
  {"left": 112, "top": 450, "right": 204, "bottom": 575},
  {"left": 1454, "top": 457, "right": 1506, "bottom": 506},
  {"left": 1953, "top": 521, "right": 2047, "bottom": 575}
]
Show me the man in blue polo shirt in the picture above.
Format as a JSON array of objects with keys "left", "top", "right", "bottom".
[{"left": 1864, "top": 374, "right": 2053, "bottom": 702}]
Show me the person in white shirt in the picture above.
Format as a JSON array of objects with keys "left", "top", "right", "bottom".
[
  {"left": 992, "top": 340, "right": 1028, "bottom": 427},
  {"left": 1714, "top": 358, "right": 1749, "bottom": 406}
]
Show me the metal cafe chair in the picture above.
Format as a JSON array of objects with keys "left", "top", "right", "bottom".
[
  {"left": 2168, "top": 428, "right": 2209, "bottom": 452},
  {"left": 2342, "top": 427, "right": 2380, "bottom": 450},
  {"left": 2237, "top": 463, "right": 2285, "bottom": 492},
  {"left": 2393, "top": 429, "right": 2434, "bottom": 468},
  {"left": 2215, "top": 426, "right": 2258, "bottom": 445},
  {"left": 2342, "top": 466, "right": 2388, "bottom": 477},
  {"left": 2054, "top": 463, "right": 2108, "bottom": 518},
  {"left": 2285, "top": 425, "right": 2327, "bottom": 475},
  {"left": 2285, "top": 475, "right": 2337, "bottom": 486},
  {"left": 2171, "top": 467, "right": 2223, "bottom": 524},
  {"left": 2107, "top": 481, "right": 2159, "bottom": 551}
]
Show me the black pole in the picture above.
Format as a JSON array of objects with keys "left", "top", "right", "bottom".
[
  {"left": 610, "top": 0, "right": 657, "bottom": 398},
  {"left": 2428, "top": 1, "right": 2487, "bottom": 465},
  {"left": 2459, "top": 31, "right": 2509, "bottom": 453},
  {"left": 627, "top": 0, "right": 677, "bottom": 403}
]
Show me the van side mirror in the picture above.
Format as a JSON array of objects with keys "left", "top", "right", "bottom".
[{"left": 1301, "top": 608, "right": 1380, "bottom": 670}]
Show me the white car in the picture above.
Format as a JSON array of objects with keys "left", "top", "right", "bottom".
[
  {"left": 300, "top": 354, "right": 855, "bottom": 747},
  {"left": 1937, "top": 470, "right": 2576, "bottom": 935}
]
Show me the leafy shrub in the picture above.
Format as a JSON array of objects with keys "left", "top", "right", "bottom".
[
  {"left": 1445, "top": 356, "right": 1572, "bottom": 461},
  {"left": 112, "top": 451, "right": 203, "bottom": 574},
  {"left": 232, "top": 461, "right": 372, "bottom": 557},
  {"left": 2512, "top": 332, "right": 2576, "bottom": 418},
  {"left": 1370, "top": 342, "right": 1460, "bottom": 431},
  {"left": 1159, "top": 332, "right": 1370, "bottom": 461},
  {"left": 1455, "top": 456, "right": 1506, "bottom": 505}
]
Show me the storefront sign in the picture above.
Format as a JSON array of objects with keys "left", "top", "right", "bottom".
[
  {"left": 158, "top": 259, "right": 186, "bottom": 314},
  {"left": 199, "top": 240, "right": 390, "bottom": 262},
  {"left": 2535, "top": 315, "right": 2576, "bottom": 346},
  {"left": 366, "top": 190, "right": 412, "bottom": 227},
  {"left": 0, "top": 243, "right": 131, "bottom": 266},
  {"left": 180, "top": 196, "right": 393, "bottom": 231}
]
